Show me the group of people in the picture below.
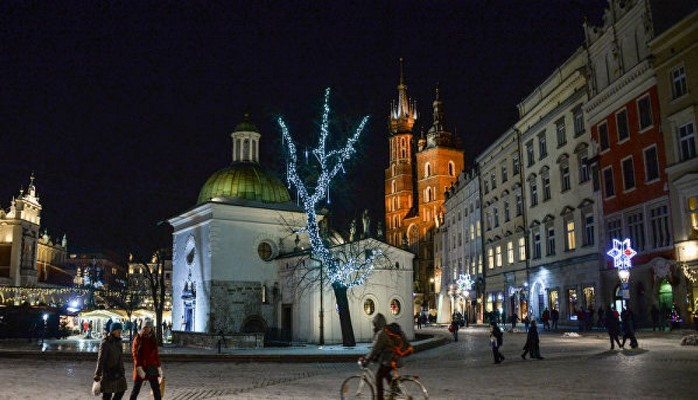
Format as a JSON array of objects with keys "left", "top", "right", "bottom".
[
  {"left": 489, "top": 319, "right": 543, "bottom": 364},
  {"left": 540, "top": 307, "right": 560, "bottom": 330},
  {"left": 604, "top": 305, "right": 638, "bottom": 350},
  {"left": 94, "top": 318, "right": 164, "bottom": 400}
]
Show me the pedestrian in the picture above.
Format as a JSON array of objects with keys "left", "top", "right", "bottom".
[
  {"left": 576, "top": 308, "right": 585, "bottom": 332},
  {"left": 586, "top": 307, "right": 594, "bottom": 332},
  {"left": 597, "top": 306, "right": 605, "bottom": 328},
  {"left": 94, "top": 322, "right": 127, "bottom": 400},
  {"left": 523, "top": 314, "right": 530, "bottom": 333},
  {"left": 105, "top": 317, "right": 113, "bottom": 334},
  {"left": 605, "top": 307, "right": 622, "bottom": 350},
  {"left": 542, "top": 308, "right": 550, "bottom": 331},
  {"left": 449, "top": 318, "right": 459, "bottom": 342},
  {"left": 129, "top": 318, "right": 163, "bottom": 400},
  {"left": 358, "top": 313, "right": 398, "bottom": 400},
  {"left": 521, "top": 319, "right": 543, "bottom": 360},
  {"left": 489, "top": 321, "right": 505, "bottom": 364},
  {"left": 510, "top": 312, "right": 519, "bottom": 331},
  {"left": 83, "top": 320, "right": 89, "bottom": 334},
  {"left": 415, "top": 313, "right": 421, "bottom": 329},
  {"left": 651, "top": 304, "right": 660, "bottom": 331},
  {"left": 551, "top": 308, "right": 559, "bottom": 330},
  {"left": 620, "top": 306, "right": 638, "bottom": 349}
]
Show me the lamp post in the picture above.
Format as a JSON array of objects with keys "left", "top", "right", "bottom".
[
  {"left": 457, "top": 273, "right": 474, "bottom": 327},
  {"left": 607, "top": 238, "right": 637, "bottom": 308}
]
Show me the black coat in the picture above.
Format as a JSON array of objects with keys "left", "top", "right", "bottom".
[{"left": 95, "top": 335, "right": 128, "bottom": 394}]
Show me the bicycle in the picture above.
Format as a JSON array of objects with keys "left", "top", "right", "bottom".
[{"left": 340, "top": 360, "right": 428, "bottom": 399}]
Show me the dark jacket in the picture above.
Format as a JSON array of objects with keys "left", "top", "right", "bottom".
[
  {"left": 95, "top": 334, "right": 128, "bottom": 394},
  {"left": 524, "top": 324, "right": 539, "bottom": 350},
  {"left": 364, "top": 313, "right": 396, "bottom": 367}
]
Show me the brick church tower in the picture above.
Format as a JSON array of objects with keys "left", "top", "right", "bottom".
[{"left": 385, "top": 60, "right": 464, "bottom": 311}]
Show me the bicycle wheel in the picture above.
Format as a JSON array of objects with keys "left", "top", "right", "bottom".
[
  {"left": 340, "top": 375, "right": 375, "bottom": 399},
  {"left": 392, "top": 376, "right": 429, "bottom": 400}
]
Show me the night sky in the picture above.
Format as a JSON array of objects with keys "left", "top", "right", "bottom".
[{"left": 0, "top": 1, "right": 609, "bottom": 257}]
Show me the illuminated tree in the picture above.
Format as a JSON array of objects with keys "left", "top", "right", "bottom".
[{"left": 278, "top": 88, "right": 382, "bottom": 346}]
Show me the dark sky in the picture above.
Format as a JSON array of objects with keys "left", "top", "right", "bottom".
[{"left": 0, "top": 0, "right": 608, "bottom": 256}]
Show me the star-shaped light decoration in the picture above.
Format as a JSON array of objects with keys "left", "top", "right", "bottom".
[
  {"left": 456, "top": 273, "right": 473, "bottom": 291},
  {"left": 606, "top": 238, "right": 637, "bottom": 270}
]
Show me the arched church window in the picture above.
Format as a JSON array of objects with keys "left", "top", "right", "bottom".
[
  {"left": 425, "top": 163, "right": 432, "bottom": 177},
  {"left": 448, "top": 161, "right": 455, "bottom": 176}
]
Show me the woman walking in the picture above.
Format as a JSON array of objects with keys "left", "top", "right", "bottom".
[
  {"left": 521, "top": 319, "right": 543, "bottom": 359},
  {"left": 129, "top": 319, "right": 163, "bottom": 400},
  {"left": 94, "top": 322, "right": 127, "bottom": 400}
]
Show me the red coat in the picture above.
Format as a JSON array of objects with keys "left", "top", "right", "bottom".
[{"left": 131, "top": 332, "right": 161, "bottom": 381}]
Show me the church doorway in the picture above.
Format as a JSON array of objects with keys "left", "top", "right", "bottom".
[{"left": 241, "top": 315, "right": 267, "bottom": 333}]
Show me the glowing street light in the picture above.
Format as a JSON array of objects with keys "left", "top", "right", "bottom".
[{"left": 607, "top": 238, "right": 637, "bottom": 300}]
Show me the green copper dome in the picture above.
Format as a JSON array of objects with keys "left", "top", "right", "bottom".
[{"left": 197, "top": 162, "right": 292, "bottom": 204}]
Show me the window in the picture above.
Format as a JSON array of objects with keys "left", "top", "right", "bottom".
[
  {"left": 533, "top": 231, "right": 542, "bottom": 259},
  {"left": 621, "top": 157, "right": 635, "bottom": 191},
  {"left": 546, "top": 227, "right": 556, "bottom": 256},
  {"left": 573, "top": 106, "right": 585, "bottom": 136},
  {"left": 513, "top": 154, "right": 520, "bottom": 175},
  {"left": 607, "top": 217, "right": 622, "bottom": 242},
  {"left": 486, "top": 211, "right": 491, "bottom": 231},
  {"left": 484, "top": 178, "right": 489, "bottom": 194},
  {"left": 518, "top": 237, "right": 526, "bottom": 261},
  {"left": 491, "top": 171, "right": 497, "bottom": 189},
  {"left": 470, "top": 224, "right": 475, "bottom": 240},
  {"left": 425, "top": 187, "right": 433, "bottom": 202},
  {"left": 478, "top": 255, "right": 483, "bottom": 273},
  {"left": 671, "top": 65, "right": 687, "bottom": 99},
  {"left": 526, "top": 141, "right": 535, "bottom": 166},
  {"left": 389, "top": 299, "right": 401, "bottom": 316},
  {"left": 637, "top": 95, "right": 653, "bottom": 130},
  {"left": 626, "top": 211, "right": 645, "bottom": 251},
  {"left": 603, "top": 166, "right": 615, "bottom": 198},
  {"left": 477, "top": 221, "right": 481, "bottom": 237},
  {"left": 515, "top": 191, "right": 523, "bottom": 216},
  {"left": 579, "top": 154, "right": 590, "bottom": 183},
  {"left": 258, "top": 242, "right": 273, "bottom": 261},
  {"left": 529, "top": 178, "right": 538, "bottom": 207},
  {"left": 649, "top": 205, "right": 671, "bottom": 249},
  {"left": 561, "top": 164, "right": 571, "bottom": 192},
  {"left": 488, "top": 248, "right": 494, "bottom": 269},
  {"left": 496, "top": 245, "right": 502, "bottom": 267},
  {"left": 542, "top": 173, "right": 551, "bottom": 201},
  {"left": 504, "top": 199, "right": 510, "bottom": 222},
  {"left": 616, "top": 109, "right": 629, "bottom": 142},
  {"left": 598, "top": 122, "right": 610, "bottom": 151},
  {"left": 448, "top": 161, "right": 455, "bottom": 176},
  {"left": 643, "top": 145, "right": 660, "bottom": 182},
  {"left": 689, "top": 196, "right": 698, "bottom": 234},
  {"left": 425, "top": 163, "right": 432, "bottom": 177},
  {"left": 556, "top": 118, "right": 567, "bottom": 147},
  {"left": 501, "top": 164, "right": 508, "bottom": 183},
  {"left": 679, "top": 122, "right": 696, "bottom": 161},
  {"left": 591, "top": 161, "right": 600, "bottom": 192},
  {"left": 566, "top": 219, "right": 576, "bottom": 251},
  {"left": 538, "top": 132, "right": 548, "bottom": 158},
  {"left": 493, "top": 206, "right": 499, "bottom": 228},
  {"left": 363, "top": 298, "right": 375, "bottom": 316},
  {"left": 583, "top": 213, "right": 595, "bottom": 246},
  {"left": 507, "top": 241, "right": 514, "bottom": 264}
]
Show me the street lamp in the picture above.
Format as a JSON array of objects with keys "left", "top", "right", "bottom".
[{"left": 607, "top": 238, "right": 637, "bottom": 307}]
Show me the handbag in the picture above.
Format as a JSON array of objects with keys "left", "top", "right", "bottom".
[
  {"left": 151, "top": 376, "right": 166, "bottom": 397},
  {"left": 91, "top": 381, "right": 101, "bottom": 396}
]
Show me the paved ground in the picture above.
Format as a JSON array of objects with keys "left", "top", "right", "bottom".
[{"left": 1, "top": 326, "right": 696, "bottom": 399}]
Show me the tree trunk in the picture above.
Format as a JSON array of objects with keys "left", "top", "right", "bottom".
[{"left": 333, "top": 283, "right": 355, "bottom": 347}]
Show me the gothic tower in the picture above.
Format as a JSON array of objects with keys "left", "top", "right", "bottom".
[{"left": 385, "top": 59, "right": 418, "bottom": 250}]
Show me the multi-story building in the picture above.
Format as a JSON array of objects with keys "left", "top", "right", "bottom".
[
  {"left": 584, "top": 0, "right": 684, "bottom": 322},
  {"left": 384, "top": 61, "right": 464, "bottom": 314},
  {"left": 650, "top": 9, "right": 698, "bottom": 319},
  {"left": 439, "top": 168, "right": 483, "bottom": 324},
  {"left": 515, "top": 48, "right": 603, "bottom": 322},
  {"left": 69, "top": 250, "right": 128, "bottom": 297},
  {"left": 36, "top": 230, "right": 70, "bottom": 285},
  {"left": 477, "top": 128, "right": 527, "bottom": 320},
  {"left": 0, "top": 175, "right": 41, "bottom": 287}
]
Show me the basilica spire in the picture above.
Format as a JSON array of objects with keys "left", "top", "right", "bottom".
[
  {"left": 390, "top": 58, "right": 417, "bottom": 134},
  {"left": 431, "top": 83, "right": 444, "bottom": 133}
]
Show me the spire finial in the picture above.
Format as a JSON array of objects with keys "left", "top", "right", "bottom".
[
  {"left": 435, "top": 82, "right": 440, "bottom": 100},
  {"left": 399, "top": 57, "right": 404, "bottom": 85}
]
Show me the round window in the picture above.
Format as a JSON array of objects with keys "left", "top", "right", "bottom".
[
  {"left": 258, "top": 242, "right": 273, "bottom": 261},
  {"left": 363, "top": 298, "right": 375, "bottom": 316},
  {"left": 389, "top": 299, "right": 401, "bottom": 316}
]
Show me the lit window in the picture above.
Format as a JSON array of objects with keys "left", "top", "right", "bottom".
[
  {"left": 389, "top": 299, "right": 401, "bottom": 316},
  {"left": 488, "top": 248, "right": 494, "bottom": 269},
  {"left": 518, "top": 237, "right": 526, "bottom": 261},
  {"left": 566, "top": 219, "right": 576, "bottom": 251},
  {"left": 495, "top": 246, "right": 502, "bottom": 267},
  {"left": 507, "top": 241, "right": 514, "bottom": 264},
  {"left": 363, "top": 298, "right": 375, "bottom": 316}
]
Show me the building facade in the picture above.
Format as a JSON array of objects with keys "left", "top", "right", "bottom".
[
  {"left": 515, "top": 48, "right": 603, "bottom": 323},
  {"left": 650, "top": 9, "right": 698, "bottom": 320},
  {"left": 439, "top": 168, "right": 483, "bottom": 324},
  {"left": 477, "top": 128, "right": 528, "bottom": 321}
]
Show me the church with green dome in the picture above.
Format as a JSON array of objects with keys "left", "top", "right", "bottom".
[{"left": 168, "top": 113, "right": 414, "bottom": 347}]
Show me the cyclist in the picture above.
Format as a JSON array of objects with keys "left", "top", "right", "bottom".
[{"left": 358, "top": 313, "right": 396, "bottom": 400}]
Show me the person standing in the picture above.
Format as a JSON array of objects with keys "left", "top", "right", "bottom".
[
  {"left": 620, "top": 306, "right": 638, "bottom": 349},
  {"left": 521, "top": 319, "right": 543, "bottom": 360},
  {"left": 129, "top": 319, "right": 163, "bottom": 400},
  {"left": 523, "top": 314, "right": 530, "bottom": 333},
  {"left": 489, "top": 321, "right": 505, "bottom": 364},
  {"left": 605, "top": 307, "right": 622, "bottom": 350},
  {"left": 449, "top": 318, "right": 459, "bottom": 342},
  {"left": 510, "top": 312, "right": 519, "bottom": 331},
  {"left": 542, "top": 308, "right": 550, "bottom": 331},
  {"left": 551, "top": 308, "right": 559, "bottom": 330},
  {"left": 597, "top": 306, "right": 605, "bottom": 328},
  {"left": 94, "top": 322, "right": 127, "bottom": 400}
]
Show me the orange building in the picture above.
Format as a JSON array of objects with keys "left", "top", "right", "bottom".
[{"left": 384, "top": 60, "right": 464, "bottom": 312}]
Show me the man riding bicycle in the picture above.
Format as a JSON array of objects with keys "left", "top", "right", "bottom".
[{"left": 358, "top": 313, "right": 397, "bottom": 400}]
